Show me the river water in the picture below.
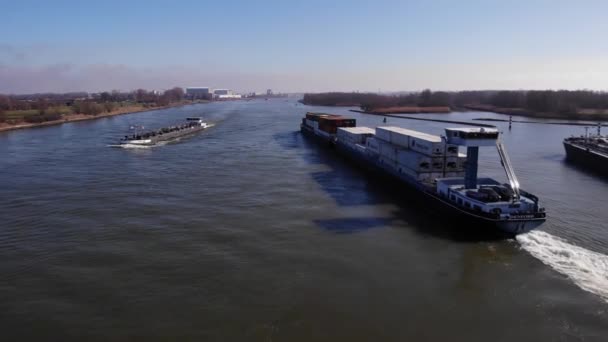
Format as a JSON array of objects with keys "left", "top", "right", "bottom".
[{"left": 1, "top": 98, "right": 607, "bottom": 341}]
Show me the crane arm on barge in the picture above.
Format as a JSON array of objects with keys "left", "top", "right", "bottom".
[{"left": 496, "top": 139, "right": 521, "bottom": 200}]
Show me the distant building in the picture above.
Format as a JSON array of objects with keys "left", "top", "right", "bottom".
[
  {"left": 217, "top": 94, "right": 242, "bottom": 99},
  {"left": 267, "top": 89, "right": 273, "bottom": 96},
  {"left": 186, "top": 87, "right": 211, "bottom": 99},
  {"left": 213, "top": 89, "right": 231, "bottom": 96}
]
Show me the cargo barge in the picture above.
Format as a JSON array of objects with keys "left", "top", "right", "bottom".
[
  {"left": 120, "top": 118, "right": 209, "bottom": 146},
  {"left": 563, "top": 124, "right": 608, "bottom": 173},
  {"left": 300, "top": 112, "right": 546, "bottom": 236}
]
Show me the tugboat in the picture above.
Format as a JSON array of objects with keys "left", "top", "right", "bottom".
[
  {"left": 300, "top": 112, "right": 546, "bottom": 236},
  {"left": 563, "top": 123, "right": 608, "bottom": 173},
  {"left": 120, "top": 118, "right": 209, "bottom": 146}
]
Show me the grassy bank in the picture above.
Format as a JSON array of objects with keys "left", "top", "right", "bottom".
[
  {"left": 464, "top": 104, "right": 608, "bottom": 121},
  {"left": 365, "top": 106, "right": 451, "bottom": 114},
  {"left": 0, "top": 101, "right": 194, "bottom": 133},
  {"left": 301, "top": 90, "right": 608, "bottom": 122}
]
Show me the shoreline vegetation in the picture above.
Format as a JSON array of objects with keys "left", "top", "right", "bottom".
[
  {"left": 0, "top": 101, "right": 198, "bottom": 132},
  {"left": 362, "top": 106, "right": 450, "bottom": 114},
  {"left": 462, "top": 104, "right": 608, "bottom": 121},
  {"left": 0, "top": 87, "right": 208, "bottom": 133},
  {"left": 301, "top": 90, "right": 608, "bottom": 121}
]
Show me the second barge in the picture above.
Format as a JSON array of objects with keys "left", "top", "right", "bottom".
[
  {"left": 120, "top": 118, "right": 209, "bottom": 146},
  {"left": 563, "top": 124, "right": 608, "bottom": 173}
]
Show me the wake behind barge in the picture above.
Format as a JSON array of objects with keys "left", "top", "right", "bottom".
[
  {"left": 300, "top": 112, "right": 546, "bottom": 236},
  {"left": 120, "top": 118, "right": 209, "bottom": 146}
]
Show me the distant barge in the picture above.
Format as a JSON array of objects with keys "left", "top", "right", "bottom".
[
  {"left": 563, "top": 125, "right": 608, "bottom": 173},
  {"left": 300, "top": 112, "right": 546, "bottom": 236},
  {"left": 120, "top": 118, "right": 209, "bottom": 146}
]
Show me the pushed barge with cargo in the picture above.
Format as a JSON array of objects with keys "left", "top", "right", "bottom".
[
  {"left": 563, "top": 124, "right": 608, "bottom": 173},
  {"left": 300, "top": 112, "right": 546, "bottom": 235},
  {"left": 120, "top": 118, "right": 209, "bottom": 146}
]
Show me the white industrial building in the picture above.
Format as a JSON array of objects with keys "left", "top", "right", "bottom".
[
  {"left": 185, "top": 87, "right": 242, "bottom": 100},
  {"left": 217, "top": 94, "right": 242, "bottom": 99},
  {"left": 213, "top": 89, "right": 231, "bottom": 96}
]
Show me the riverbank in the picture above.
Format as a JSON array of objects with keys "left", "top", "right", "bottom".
[
  {"left": 298, "top": 100, "right": 360, "bottom": 106},
  {"left": 464, "top": 104, "right": 608, "bottom": 121},
  {"left": 0, "top": 101, "right": 203, "bottom": 133},
  {"left": 360, "top": 106, "right": 451, "bottom": 114},
  {"left": 349, "top": 109, "right": 495, "bottom": 127}
]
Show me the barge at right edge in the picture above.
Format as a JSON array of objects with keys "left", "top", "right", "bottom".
[
  {"left": 563, "top": 124, "right": 608, "bottom": 173},
  {"left": 300, "top": 112, "right": 546, "bottom": 236}
]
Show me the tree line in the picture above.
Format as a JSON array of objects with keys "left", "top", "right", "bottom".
[
  {"left": 301, "top": 90, "right": 454, "bottom": 110},
  {"left": 301, "top": 90, "right": 608, "bottom": 114},
  {"left": 0, "top": 87, "right": 186, "bottom": 123}
]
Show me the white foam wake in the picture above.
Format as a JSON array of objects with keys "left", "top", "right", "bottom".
[
  {"left": 517, "top": 231, "right": 608, "bottom": 302},
  {"left": 108, "top": 143, "right": 153, "bottom": 149},
  {"left": 107, "top": 140, "right": 170, "bottom": 149}
]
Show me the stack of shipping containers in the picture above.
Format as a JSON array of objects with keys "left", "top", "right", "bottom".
[
  {"left": 337, "top": 127, "right": 376, "bottom": 154},
  {"left": 367, "top": 126, "right": 467, "bottom": 182},
  {"left": 303, "top": 113, "right": 356, "bottom": 138},
  {"left": 303, "top": 114, "right": 468, "bottom": 184}
]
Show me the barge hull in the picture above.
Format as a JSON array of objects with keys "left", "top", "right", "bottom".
[
  {"left": 564, "top": 141, "right": 608, "bottom": 173},
  {"left": 310, "top": 132, "right": 545, "bottom": 236}
]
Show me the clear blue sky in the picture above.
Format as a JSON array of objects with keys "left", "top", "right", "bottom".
[{"left": 2, "top": 0, "right": 608, "bottom": 93}]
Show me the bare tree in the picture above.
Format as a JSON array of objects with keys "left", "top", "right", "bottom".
[
  {"left": 0, "top": 95, "right": 12, "bottom": 110},
  {"left": 135, "top": 89, "right": 147, "bottom": 103}
]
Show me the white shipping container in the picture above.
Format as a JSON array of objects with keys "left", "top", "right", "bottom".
[
  {"left": 445, "top": 144, "right": 459, "bottom": 156},
  {"left": 397, "top": 149, "right": 448, "bottom": 171},
  {"left": 375, "top": 127, "right": 394, "bottom": 143},
  {"left": 431, "top": 159, "right": 446, "bottom": 171},
  {"left": 378, "top": 140, "right": 399, "bottom": 161},
  {"left": 375, "top": 126, "right": 412, "bottom": 148},
  {"left": 376, "top": 126, "right": 453, "bottom": 155},
  {"left": 382, "top": 127, "right": 442, "bottom": 143},
  {"left": 338, "top": 127, "right": 375, "bottom": 145},
  {"left": 397, "top": 149, "right": 432, "bottom": 171},
  {"left": 366, "top": 137, "right": 380, "bottom": 153},
  {"left": 392, "top": 133, "right": 410, "bottom": 149},
  {"left": 339, "top": 136, "right": 359, "bottom": 148},
  {"left": 409, "top": 136, "right": 445, "bottom": 156},
  {"left": 395, "top": 165, "right": 443, "bottom": 182},
  {"left": 445, "top": 156, "right": 467, "bottom": 171}
]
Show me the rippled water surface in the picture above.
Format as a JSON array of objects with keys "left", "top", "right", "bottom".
[{"left": 1, "top": 99, "right": 607, "bottom": 341}]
